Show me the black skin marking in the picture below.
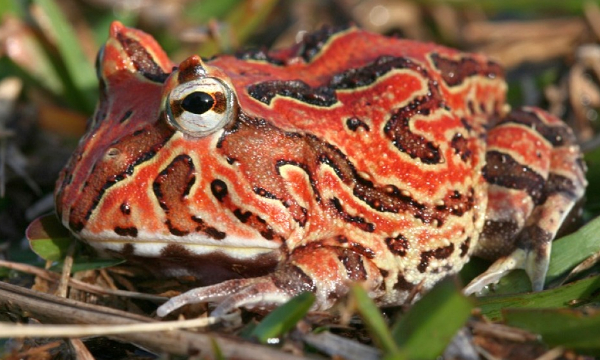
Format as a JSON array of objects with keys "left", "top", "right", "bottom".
[
  {"left": 339, "top": 250, "right": 367, "bottom": 281},
  {"left": 116, "top": 32, "right": 169, "bottom": 83},
  {"left": 459, "top": 237, "right": 471, "bottom": 257},
  {"left": 260, "top": 228, "right": 275, "bottom": 240},
  {"left": 233, "top": 209, "right": 252, "bottom": 223},
  {"left": 498, "top": 109, "right": 576, "bottom": 147},
  {"left": 247, "top": 80, "right": 337, "bottom": 107},
  {"left": 349, "top": 242, "right": 377, "bottom": 259},
  {"left": 516, "top": 225, "right": 553, "bottom": 257},
  {"left": 248, "top": 55, "right": 447, "bottom": 119},
  {"left": 166, "top": 219, "right": 189, "bottom": 236},
  {"left": 483, "top": 151, "right": 546, "bottom": 205},
  {"left": 385, "top": 111, "right": 441, "bottom": 164},
  {"left": 355, "top": 57, "right": 443, "bottom": 165},
  {"left": 439, "top": 188, "right": 475, "bottom": 217},
  {"left": 297, "top": 25, "right": 349, "bottom": 62},
  {"left": 153, "top": 154, "right": 195, "bottom": 213},
  {"left": 394, "top": 274, "right": 415, "bottom": 291},
  {"left": 543, "top": 173, "right": 579, "bottom": 201},
  {"left": 418, "top": 243, "right": 454, "bottom": 273},
  {"left": 114, "top": 226, "right": 138, "bottom": 237},
  {"left": 318, "top": 153, "right": 346, "bottom": 181},
  {"left": 190, "top": 216, "right": 227, "bottom": 240},
  {"left": 254, "top": 186, "right": 279, "bottom": 199},
  {"left": 331, "top": 56, "right": 426, "bottom": 90},
  {"left": 330, "top": 197, "right": 375, "bottom": 233},
  {"left": 346, "top": 117, "right": 370, "bottom": 131},
  {"left": 272, "top": 264, "right": 316, "bottom": 294},
  {"left": 182, "top": 176, "right": 196, "bottom": 197},
  {"left": 235, "top": 48, "right": 285, "bottom": 65},
  {"left": 450, "top": 132, "right": 472, "bottom": 162},
  {"left": 205, "top": 227, "right": 227, "bottom": 240},
  {"left": 336, "top": 235, "right": 348, "bottom": 244},
  {"left": 479, "top": 220, "right": 521, "bottom": 259},
  {"left": 120, "top": 202, "right": 131, "bottom": 215},
  {"left": 430, "top": 52, "right": 504, "bottom": 87},
  {"left": 118, "top": 110, "right": 133, "bottom": 123},
  {"left": 385, "top": 233, "right": 409, "bottom": 256},
  {"left": 211, "top": 179, "right": 229, "bottom": 202}
]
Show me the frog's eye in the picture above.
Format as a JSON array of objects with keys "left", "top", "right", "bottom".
[{"left": 166, "top": 77, "right": 236, "bottom": 137}]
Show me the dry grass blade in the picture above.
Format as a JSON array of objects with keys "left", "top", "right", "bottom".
[
  {"left": 0, "top": 281, "right": 309, "bottom": 359},
  {"left": 470, "top": 321, "right": 539, "bottom": 343},
  {"left": 560, "top": 250, "right": 600, "bottom": 285},
  {"left": 463, "top": 18, "right": 587, "bottom": 68},
  {"left": 0, "top": 259, "right": 166, "bottom": 302},
  {"left": 301, "top": 331, "right": 381, "bottom": 360}
]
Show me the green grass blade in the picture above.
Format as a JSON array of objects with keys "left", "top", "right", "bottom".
[
  {"left": 34, "top": 0, "right": 97, "bottom": 112},
  {"left": 351, "top": 285, "right": 403, "bottom": 357},
  {"left": 583, "top": 147, "right": 600, "bottom": 214},
  {"left": 392, "top": 278, "right": 473, "bottom": 360},
  {"left": 0, "top": 0, "right": 25, "bottom": 17},
  {"left": 504, "top": 307, "right": 600, "bottom": 356},
  {"left": 476, "top": 275, "right": 600, "bottom": 321},
  {"left": 546, "top": 215, "right": 600, "bottom": 284},
  {"left": 26, "top": 214, "right": 73, "bottom": 261},
  {"left": 197, "top": 0, "right": 279, "bottom": 56},
  {"left": 248, "top": 291, "right": 314, "bottom": 343},
  {"left": 186, "top": 0, "right": 242, "bottom": 24}
]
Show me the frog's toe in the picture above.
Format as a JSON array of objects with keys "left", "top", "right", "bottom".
[
  {"left": 156, "top": 273, "right": 306, "bottom": 317},
  {"left": 156, "top": 278, "right": 263, "bottom": 317},
  {"left": 210, "top": 281, "right": 293, "bottom": 316},
  {"left": 464, "top": 249, "right": 523, "bottom": 294},
  {"left": 464, "top": 246, "right": 547, "bottom": 294}
]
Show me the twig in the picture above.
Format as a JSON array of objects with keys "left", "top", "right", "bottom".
[
  {"left": 0, "top": 281, "right": 310, "bottom": 359},
  {"left": 0, "top": 259, "right": 166, "bottom": 302}
]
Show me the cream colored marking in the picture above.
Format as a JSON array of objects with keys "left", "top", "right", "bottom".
[
  {"left": 301, "top": 27, "right": 357, "bottom": 63},
  {"left": 486, "top": 122, "right": 553, "bottom": 175},
  {"left": 80, "top": 229, "right": 280, "bottom": 259},
  {"left": 278, "top": 164, "right": 313, "bottom": 210},
  {"left": 335, "top": 68, "right": 429, "bottom": 94}
]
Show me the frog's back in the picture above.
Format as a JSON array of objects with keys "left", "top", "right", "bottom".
[
  {"left": 210, "top": 27, "right": 507, "bottom": 130},
  {"left": 205, "top": 27, "right": 509, "bottom": 305}
]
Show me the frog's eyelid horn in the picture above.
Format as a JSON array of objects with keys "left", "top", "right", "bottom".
[{"left": 165, "top": 77, "right": 237, "bottom": 137}]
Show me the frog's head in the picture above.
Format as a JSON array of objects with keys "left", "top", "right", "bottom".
[{"left": 54, "top": 22, "right": 280, "bottom": 280}]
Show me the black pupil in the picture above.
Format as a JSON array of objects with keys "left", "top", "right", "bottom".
[{"left": 181, "top": 91, "right": 215, "bottom": 114}]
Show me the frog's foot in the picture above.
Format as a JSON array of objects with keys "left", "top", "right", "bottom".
[
  {"left": 157, "top": 244, "right": 384, "bottom": 317},
  {"left": 156, "top": 277, "right": 292, "bottom": 317},
  {"left": 465, "top": 107, "right": 586, "bottom": 295},
  {"left": 464, "top": 240, "right": 548, "bottom": 294}
]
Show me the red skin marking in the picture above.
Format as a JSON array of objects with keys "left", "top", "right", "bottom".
[
  {"left": 487, "top": 124, "right": 552, "bottom": 175},
  {"left": 487, "top": 186, "right": 533, "bottom": 221}
]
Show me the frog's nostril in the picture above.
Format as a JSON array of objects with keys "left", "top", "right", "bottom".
[{"left": 106, "top": 148, "right": 120, "bottom": 158}]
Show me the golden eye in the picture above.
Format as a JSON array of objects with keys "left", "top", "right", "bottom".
[{"left": 166, "top": 77, "right": 236, "bottom": 137}]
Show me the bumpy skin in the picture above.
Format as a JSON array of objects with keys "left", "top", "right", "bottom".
[{"left": 54, "top": 22, "right": 586, "bottom": 316}]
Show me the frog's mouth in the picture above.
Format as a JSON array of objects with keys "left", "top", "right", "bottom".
[{"left": 79, "top": 230, "right": 282, "bottom": 284}]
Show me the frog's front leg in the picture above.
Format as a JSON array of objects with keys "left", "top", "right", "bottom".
[
  {"left": 465, "top": 107, "right": 587, "bottom": 294},
  {"left": 157, "top": 244, "right": 384, "bottom": 317}
]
